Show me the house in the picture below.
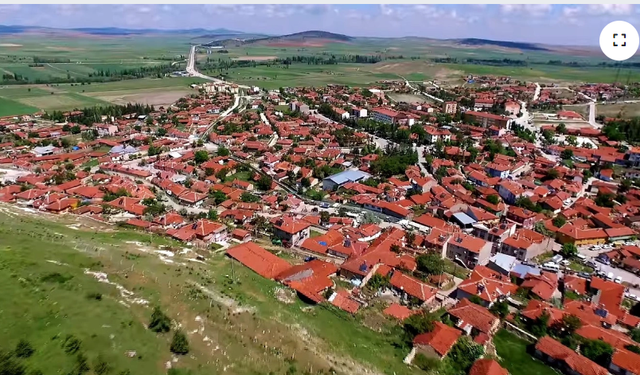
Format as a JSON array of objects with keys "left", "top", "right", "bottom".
[
  {"left": 230, "top": 228, "right": 251, "bottom": 242},
  {"left": 273, "top": 216, "right": 311, "bottom": 247},
  {"left": 610, "top": 350, "right": 640, "bottom": 375},
  {"left": 371, "top": 107, "right": 403, "bottom": 124},
  {"left": 507, "top": 206, "right": 537, "bottom": 229},
  {"left": 323, "top": 170, "right": 371, "bottom": 191},
  {"left": 383, "top": 303, "right": 419, "bottom": 321},
  {"left": 226, "top": 242, "right": 291, "bottom": 279},
  {"left": 464, "top": 111, "right": 512, "bottom": 129},
  {"left": 447, "top": 299, "right": 500, "bottom": 339},
  {"left": 534, "top": 336, "right": 609, "bottom": 375},
  {"left": 275, "top": 259, "right": 337, "bottom": 303},
  {"left": 389, "top": 270, "right": 438, "bottom": 305},
  {"left": 444, "top": 101, "right": 457, "bottom": 114},
  {"left": 412, "top": 322, "right": 462, "bottom": 360},
  {"left": 498, "top": 180, "right": 524, "bottom": 205},
  {"left": 455, "top": 266, "right": 518, "bottom": 307},
  {"left": 499, "top": 229, "right": 553, "bottom": 262},
  {"left": 469, "top": 359, "right": 509, "bottom": 375},
  {"left": 557, "top": 224, "right": 608, "bottom": 246},
  {"left": 446, "top": 233, "right": 493, "bottom": 268}
]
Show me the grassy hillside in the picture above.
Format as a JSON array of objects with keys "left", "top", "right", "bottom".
[{"left": 0, "top": 204, "right": 417, "bottom": 375}]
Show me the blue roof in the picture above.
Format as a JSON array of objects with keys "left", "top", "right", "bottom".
[
  {"left": 324, "top": 170, "right": 371, "bottom": 185},
  {"left": 452, "top": 212, "right": 476, "bottom": 225}
]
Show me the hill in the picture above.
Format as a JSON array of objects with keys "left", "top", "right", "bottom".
[
  {"left": 0, "top": 25, "right": 243, "bottom": 36},
  {"left": 453, "top": 38, "right": 550, "bottom": 51},
  {"left": 206, "top": 30, "right": 353, "bottom": 48}
]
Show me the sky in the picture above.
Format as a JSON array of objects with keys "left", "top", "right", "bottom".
[{"left": 0, "top": 4, "right": 637, "bottom": 45}]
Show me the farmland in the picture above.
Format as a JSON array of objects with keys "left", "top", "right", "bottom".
[
  {"left": 0, "top": 204, "right": 414, "bottom": 375},
  {"left": 0, "top": 77, "right": 206, "bottom": 115}
]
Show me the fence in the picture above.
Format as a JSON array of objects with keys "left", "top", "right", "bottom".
[{"left": 502, "top": 320, "right": 538, "bottom": 343}]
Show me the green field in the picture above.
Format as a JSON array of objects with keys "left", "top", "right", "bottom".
[
  {"left": 0, "top": 204, "right": 415, "bottom": 375},
  {"left": 0, "top": 77, "right": 207, "bottom": 116},
  {"left": 494, "top": 330, "right": 557, "bottom": 375},
  {"left": 0, "top": 97, "right": 39, "bottom": 116}
]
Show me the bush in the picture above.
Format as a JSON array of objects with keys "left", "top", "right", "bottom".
[
  {"left": 414, "top": 353, "right": 441, "bottom": 372},
  {"left": 93, "top": 354, "right": 111, "bottom": 375},
  {"left": 62, "top": 335, "right": 82, "bottom": 355},
  {"left": 14, "top": 339, "right": 34, "bottom": 358},
  {"left": 86, "top": 292, "right": 102, "bottom": 301},
  {"left": 148, "top": 306, "right": 171, "bottom": 333},
  {"left": 170, "top": 331, "right": 189, "bottom": 355},
  {"left": 581, "top": 339, "right": 613, "bottom": 367},
  {"left": 0, "top": 350, "right": 25, "bottom": 375}
]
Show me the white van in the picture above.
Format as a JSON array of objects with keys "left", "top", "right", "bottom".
[
  {"left": 607, "top": 272, "right": 614, "bottom": 280},
  {"left": 551, "top": 255, "right": 564, "bottom": 263},
  {"left": 542, "top": 262, "right": 560, "bottom": 272}
]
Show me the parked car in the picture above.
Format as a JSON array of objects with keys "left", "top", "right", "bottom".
[
  {"left": 615, "top": 276, "right": 623, "bottom": 284},
  {"left": 607, "top": 272, "right": 614, "bottom": 280},
  {"left": 542, "top": 262, "right": 560, "bottom": 272},
  {"left": 578, "top": 272, "right": 592, "bottom": 279},
  {"left": 551, "top": 255, "right": 564, "bottom": 264},
  {"left": 586, "top": 260, "right": 597, "bottom": 268},
  {"left": 576, "top": 254, "right": 587, "bottom": 261}
]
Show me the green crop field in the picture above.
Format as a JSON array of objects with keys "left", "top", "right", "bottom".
[
  {"left": 0, "top": 204, "right": 416, "bottom": 375},
  {"left": 0, "top": 77, "right": 207, "bottom": 116},
  {"left": 0, "top": 97, "right": 39, "bottom": 116}
]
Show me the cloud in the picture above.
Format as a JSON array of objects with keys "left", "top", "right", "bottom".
[
  {"left": 500, "top": 4, "right": 552, "bottom": 16},
  {"left": 586, "top": 4, "right": 634, "bottom": 15}
]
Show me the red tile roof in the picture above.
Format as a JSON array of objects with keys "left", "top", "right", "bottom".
[
  {"left": 329, "top": 290, "right": 361, "bottom": 314},
  {"left": 457, "top": 266, "right": 518, "bottom": 304},
  {"left": 469, "top": 359, "right": 508, "bottom": 375},
  {"left": 226, "top": 242, "right": 291, "bottom": 279},
  {"left": 413, "top": 322, "right": 462, "bottom": 357},
  {"left": 447, "top": 298, "right": 499, "bottom": 334},
  {"left": 389, "top": 271, "right": 438, "bottom": 302},
  {"left": 535, "top": 336, "right": 608, "bottom": 375},
  {"left": 612, "top": 350, "right": 640, "bottom": 375},
  {"left": 382, "top": 303, "right": 419, "bottom": 321}
]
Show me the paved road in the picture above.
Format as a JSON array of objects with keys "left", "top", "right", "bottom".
[{"left": 533, "top": 83, "right": 541, "bottom": 101}]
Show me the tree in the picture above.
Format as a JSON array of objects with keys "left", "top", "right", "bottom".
[
  {"left": 489, "top": 300, "right": 509, "bottom": 319},
  {"left": 561, "top": 149, "right": 574, "bottom": 160},
  {"left": 320, "top": 211, "right": 330, "bottom": 224},
  {"left": 486, "top": 194, "right": 500, "bottom": 205},
  {"left": 530, "top": 311, "right": 550, "bottom": 337},
  {"left": 556, "top": 123, "right": 567, "bottom": 133},
  {"left": 240, "top": 192, "right": 260, "bottom": 203},
  {"left": 447, "top": 336, "right": 484, "bottom": 374},
  {"left": 156, "top": 127, "right": 167, "bottom": 137},
  {"left": 625, "top": 344, "right": 640, "bottom": 355},
  {"left": 148, "top": 306, "right": 171, "bottom": 333},
  {"left": 215, "top": 168, "right": 228, "bottom": 182},
  {"left": 552, "top": 314, "right": 582, "bottom": 337},
  {"left": 14, "top": 339, "right": 34, "bottom": 358},
  {"left": 469, "top": 295, "right": 484, "bottom": 305},
  {"left": 194, "top": 150, "right": 209, "bottom": 164},
  {"left": 581, "top": 339, "right": 613, "bottom": 367},
  {"left": 414, "top": 353, "right": 442, "bottom": 372},
  {"left": 552, "top": 216, "right": 566, "bottom": 228},
  {"left": 210, "top": 190, "right": 228, "bottom": 205},
  {"left": 170, "top": 331, "right": 190, "bottom": 355},
  {"left": 300, "top": 177, "right": 311, "bottom": 188},
  {"left": 561, "top": 243, "right": 578, "bottom": 258},
  {"left": 217, "top": 147, "right": 230, "bottom": 157},
  {"left": 257, "top": 175, "right": 272, "bottom": 191},
  {"left": 403, "top": 312, "right": 437, "bottom": 337},
  {"left": 207, "top": 209, "right": 218, "bottom": 221},
  {"left": 620, "top": 178, "right": 633, "bottom": 193},
  {"left": 545, "top": 168, "right": 560, "bottom": 180},
  {"left": 416, "top": 253, "right": 445, "bottom": 276},
  {"left": 367, "top": 274, "right": 390, "bottom": 291},
  {"left": 631, "top": 328, "right": 640, "bottom": 342}
]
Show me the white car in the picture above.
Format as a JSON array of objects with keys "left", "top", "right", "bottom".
[
  {"left": 625, "top": 292, "right": 638, "bottom": 300},
  {"left": 615, "top": 276, "right": 623, "bottom": 284},
  {"left": 576, "top": 254, "right": 587, "bottom": 260}
]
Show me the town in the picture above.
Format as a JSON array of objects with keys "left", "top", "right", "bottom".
[{"left": 3, "top": 41, "right": 640, "bottom": 375}]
